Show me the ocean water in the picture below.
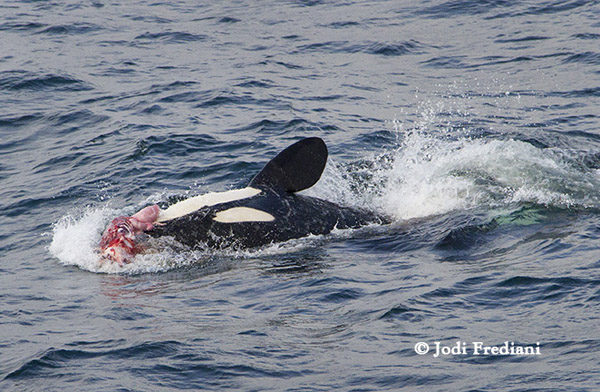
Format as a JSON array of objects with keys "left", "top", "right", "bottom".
[{"left": 1, "top": 0, "right": 600, "bottom": 390}]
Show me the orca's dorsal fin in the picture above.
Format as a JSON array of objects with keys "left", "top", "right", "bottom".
[{"left": 249, "top": 137, "right": 328, "bottom": 193}]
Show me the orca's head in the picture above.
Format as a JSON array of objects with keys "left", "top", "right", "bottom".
[{"left": 99, "top": 205, "right": 160, "bottom": 266}]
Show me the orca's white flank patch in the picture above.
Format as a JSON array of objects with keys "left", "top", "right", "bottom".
[
  {"left": 157, "top": 187, "right": 261, "bottom": 222},
  {"left": 213, "top": 207, "right": 275, "bottom": 223}
]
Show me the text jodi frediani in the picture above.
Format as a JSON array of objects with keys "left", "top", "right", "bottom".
[{"left": 414, "top": 341, "right": 541, "bottom": 357}]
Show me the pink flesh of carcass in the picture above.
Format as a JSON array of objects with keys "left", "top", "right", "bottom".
[{"left": 99, "top": 205, "right": 160, "bottom": 266}]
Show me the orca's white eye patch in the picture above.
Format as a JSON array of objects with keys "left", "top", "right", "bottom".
[{"left": 213, "top": 207, "right": 275, "bottom": 223}]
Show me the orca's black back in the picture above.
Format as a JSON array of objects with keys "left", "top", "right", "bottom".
[{"left": 148, "top": 191, "right": 382, "bottom": 249}]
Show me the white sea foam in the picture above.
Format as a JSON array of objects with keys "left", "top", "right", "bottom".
[
  {"left": 315, "top": 131, "right": 600, "bottom": 221},
  {"left": 377, "top": 136, "right": 570, "bottom": 219},
  {"left": 49, "top": 206, "right": 116, "bottom": 273},
  {"left": 309, "top": 123, "right": 600, "bottom": 222}
]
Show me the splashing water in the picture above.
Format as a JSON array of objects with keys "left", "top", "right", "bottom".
[
  {"left": 311, "top": 115, "right": 600, "bottom": 221},
  {"left": 373, "top": 134, "right": 597, "bottom": 220}
]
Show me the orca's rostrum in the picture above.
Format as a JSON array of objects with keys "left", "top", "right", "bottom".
[{"left": 99, "top": 137, "right": 388, "bottom": 265}]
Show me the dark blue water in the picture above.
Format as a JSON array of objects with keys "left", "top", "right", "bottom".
[{"left": 2, "top": 0, "right": 600, "bottom": 390}]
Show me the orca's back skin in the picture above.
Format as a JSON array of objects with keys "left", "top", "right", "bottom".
[{"left": 148, "top": 189, "right": 388, "bottom": 249}]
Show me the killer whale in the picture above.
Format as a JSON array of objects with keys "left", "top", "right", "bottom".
[
  {"left": 99, "top": 137, "right": 388, "bottom": 264},
  {"left": 148, "top": 137, "right": 388, "bottom": 249}
]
